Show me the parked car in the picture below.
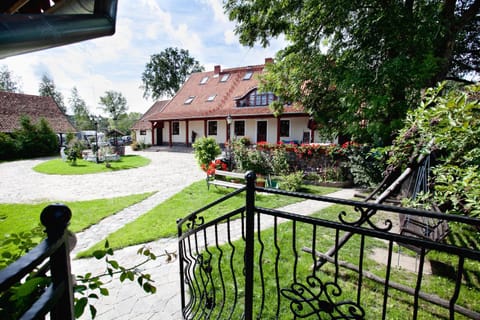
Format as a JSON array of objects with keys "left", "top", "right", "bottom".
[
  {"left": 122, "top": 135, "right": 132, "bottom": 145},
  {"left": 109, "top": 137, "right": 124, "bottom": 146}
]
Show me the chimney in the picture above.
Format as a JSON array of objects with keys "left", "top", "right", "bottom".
[
  {"left": 214, "top": 65, "right": 221, "bottom": 75},
  {"left": 265, "top": 57, "right": 274, "bottom": 65}
]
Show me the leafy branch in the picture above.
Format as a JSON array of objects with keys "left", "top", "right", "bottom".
[{"left": 74, "top": 239, "right": 176, "bottom": 318}]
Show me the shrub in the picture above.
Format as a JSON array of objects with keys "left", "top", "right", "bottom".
[
  {"left": 65, "top": 138, "right": 86, "bottom": 165},
  {"left": 280, "top": 171, "right": 304, "bottom": 191},
  {"left": 0, "top": 133, "right": 18, "bottom": 160},
  {"left": 344, "top": 145, "right": 385, "bottom": 188},
  {"left": 193, "top": 137, "right": 221, "bottom": 170},
  {"left": 238, "top": 136, "right": 251, "bottom": 146},
  {"left": 131, "top": 141, "right": 150, "bottom": 151},
  {"left": 270, "top": 147, "right": 290, "bottom": 176},
  {"left": 13, "top": 116, "right": 58, "bottom": 158}
]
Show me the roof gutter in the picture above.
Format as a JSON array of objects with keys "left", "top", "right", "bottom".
[{"left": 0, "top": 0, "right": 118, "bottom": 59}]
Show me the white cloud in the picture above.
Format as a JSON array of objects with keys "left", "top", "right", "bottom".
[{"left": 200, "top": 0, "right": 228, "bottom": 24}]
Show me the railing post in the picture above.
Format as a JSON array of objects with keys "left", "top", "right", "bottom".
[
  {"left": 40, "top": 204, "right": 75, "bottom": 320},
  {"left": 244, "top": 171, "right": 256, "bottom": 320},
  {"left": 177, "top": 218, "right": 186, "bottom": 315}
]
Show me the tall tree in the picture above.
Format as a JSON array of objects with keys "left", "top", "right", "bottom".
[
  {"left": 98, "top": 90, "right": 128, "bottom": 127},
  {"left": 225, "top": 0, "right": 480, "bottom": 145},
  {"left": 38, "top": 74, "right": 67, "bottom": 114},
  {"left": 141, "top": 47, "right": 204, "bottom": 100},
  {"left": 69, "top": 87, "right": 93, "bottom": 130},
  {"left": 116, "top": 112, "right": 142, "bottom": 135},
  {"left": 0, "top": 65, "right": 21, "bottom": 92}
]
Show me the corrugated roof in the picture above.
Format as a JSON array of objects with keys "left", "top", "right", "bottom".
[{"left": 0, "top": 91, "right": 77, "bottom": 133}]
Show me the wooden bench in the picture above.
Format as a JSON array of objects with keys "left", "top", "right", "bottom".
[{"left": 207, "top": 170, "right": 245, "bottom": 189}]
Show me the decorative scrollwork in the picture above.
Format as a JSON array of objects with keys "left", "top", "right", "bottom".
[
  {"left": 281, "top": 275, "right": 365, "bottom": 319},
  {"left": 339, "top": 207, "right": 392, "bottom": 232},
  {"left": 186, "top": 214, "right": 205, "bottom": 230}
]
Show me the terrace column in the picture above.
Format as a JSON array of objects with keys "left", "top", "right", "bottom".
[
  {"left": 185, "top": 120, "right": 189, "bottom": 146},
  {"left": 276, "top": 117, "right": 281, "bottom": 143},
  {"left": 168, "top": 120, "right": 173, "bottom": 147}
]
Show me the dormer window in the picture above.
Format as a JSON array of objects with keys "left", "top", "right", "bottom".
[
  {"left": 184, "top": 96, "right": 195, "bottom": 104},
  {"left": 243, "top": 71, "right": 253, "bottom": 80},
  {"left": 200, "top": 76, "right": 209, "bottom": 84},
  {"left": 207, "top": 94, "right": 217, "bottom": 102},
  {"left": 236, "top": 89, "right": 275, "bottom": 107},
  {"left": 220, "top": 74, "right": 230, "bottom": 82}
]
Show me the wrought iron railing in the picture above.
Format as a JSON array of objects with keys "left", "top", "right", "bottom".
[
  {"left": 177, "top": 172, "right": 480, "bottom": 319},
  {"left": 0, "top": 204, "right": 75, "bottom": 320}
]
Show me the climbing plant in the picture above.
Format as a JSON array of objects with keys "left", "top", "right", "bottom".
[{"left": 388, "top": 82, "right": 480, "bottom": 216}]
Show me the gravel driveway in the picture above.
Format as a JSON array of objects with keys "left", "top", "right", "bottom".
[{"left": 0, "top": 147, "right": 205, "bottom": 203}]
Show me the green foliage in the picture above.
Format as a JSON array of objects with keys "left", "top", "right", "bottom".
[
  {"left": 0, "top": 132, "right": 18, "bottom": 160},
  {"left": 232, "top": 144, "right": 272, "bottom": 175},
  {"left": 98, "top": 90, "right": 128, "bottom": 121},
  {"left": 343, "top": 145, "right": 386, "bottom": 188},
  {"left": 74, "top": 240, "right": 163, "bottom": 319},
  {"left": 8, "top": 116, "right": 59, "bottom": 159},
  {"left": 389, "top": 82, "right": 480, "bottom": 216},
  {"left": 131, "top": 141, "right": 150, "bottom": 151},
  {"left": 0, "top": 228, "right": 161, "bottom": 320},
  {"left": 65, "top": 138, "right": 86, "bottom": 165},
  {"left": 225, "top": 0, "right": 479, "bottom": 144},
  {"left": 270, "top": 147, "right": 289, "bottom": 176},
  {"left": 280, "top": 171, "right": 304, "bottom": 192},
  {"left": 141, "top": 47, "right": 204, "bottom": 99},
  {"left": 38, "top": 74, "right": 66, "bottom": 113},
  {"left": 0, "top": 65, "right": 21, "bottom": 92},
  {"left": 0, "top": 225, "right": 50, "bottom": 319},
  {"left": 69, "top": 87, "right": 93, "bottom": 130},
  {"left": 192, "top": 137, "right": 221, "bottom": 169}
]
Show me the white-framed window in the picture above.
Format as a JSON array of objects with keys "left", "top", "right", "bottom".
[
  {"left": 200, "top": 76, "right": 209, "bottom": 84},
  {"left": 140, "top": 130, "right": 146, "bottom": 135}
]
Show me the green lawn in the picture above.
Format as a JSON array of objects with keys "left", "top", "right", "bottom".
[
  {"left": 193, "top": 204, "right": 480, "bottom": 319},
  {"left": 77, "top": 182, "right": 338, "bottom": 257},
  {"left": 33, "top": 155, "right": 151, "bottom": 175},
  {"left": 0, "top": 192, "right": 154, "bottom": 236}
]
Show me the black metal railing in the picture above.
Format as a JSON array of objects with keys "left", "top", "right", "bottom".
[
  {"left": 0, "top": 204, "right": 75, "bottom": 320},
  {"left": 177, "top": 172, "right": 480, "bottom": 319}
]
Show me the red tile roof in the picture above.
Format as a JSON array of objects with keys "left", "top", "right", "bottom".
[
  {"left": 145, "top": 59, "right": 306, "bottom": 122},
  {"left": 131, "top": 100, "right": 170, "bottom": 130},
  {"left": 0, "top": 91, "right": 76, "bottom": 133}
]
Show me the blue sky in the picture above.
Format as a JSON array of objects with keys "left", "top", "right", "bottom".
[{"left": 1, "top": 0, "right": 285, "bottom": 115}]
